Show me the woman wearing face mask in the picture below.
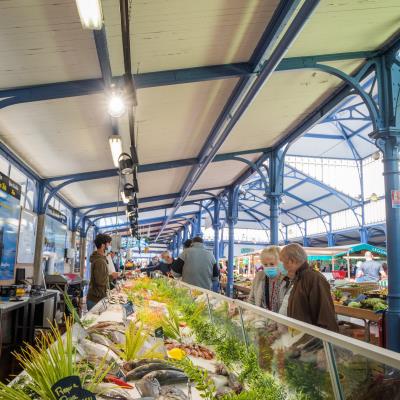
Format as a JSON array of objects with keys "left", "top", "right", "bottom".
[{"left": 247, "top": 246, "right": 291, "bottom": 312}]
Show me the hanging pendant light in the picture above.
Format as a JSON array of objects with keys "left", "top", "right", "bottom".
[{"left": 118, "top": 153, "right": 134, "bottom": 175}]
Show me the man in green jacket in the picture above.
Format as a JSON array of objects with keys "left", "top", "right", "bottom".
[{"left": 87, "top": 234, "right": 118, "bottom": 311}]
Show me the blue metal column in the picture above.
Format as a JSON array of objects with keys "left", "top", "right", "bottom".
[
  {"left": 327, "top": 233, "right": 336, "bottom": 247},
  {"left": 269, "top": 195, "right": 281, "bottom": 245},
  {"left": 372, "top": 51, "right": 400, "bottom": 351},
  {"left": 227, "top": 188, "right": 239, "bottom": 297},
  {"left": 381, "top": 134, "right": 400, "bottom": 351},
  {"left": 219, "top": 226, "right": 225, "bottom": 258},
  {"left": 172, "top": 235, "right": 177, "bottom": 258},
  {"left": 183, "top": 224, "right": 189, "bottom": 243},
  {"left": 176, "top": 230, "right": 182, "bottom": 256},
  {"left": 195, "top": 210, "right": 202, "bottom": 237},
  {"left": 189, "top": 219, "right": 195, "bottom": 238},
  {"left": 268, "top": 151, "right": 284, "bottom": 245},
  {"left": 213, "top": 198, "right": 220, "bottom": 265},
  {"left": 359, "top": 227, "right": 369, "bottom": 243},
  {"left": 219, "top": 240, "right": 225, "bottom": 259}
]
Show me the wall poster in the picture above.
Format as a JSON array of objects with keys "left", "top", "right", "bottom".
[
  {"left": 0, "top": 172, "right": 21, "bottom": 281},
  {"left": 44, "top": 215, "right": 67, "bottom": 274},
  {"left": 17, "top": 209, "right": 37, "bottom": 264}
]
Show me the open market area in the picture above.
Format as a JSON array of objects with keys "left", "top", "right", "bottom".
[{"left": 0, "top": 1, "right": 400, "bottom": 399}]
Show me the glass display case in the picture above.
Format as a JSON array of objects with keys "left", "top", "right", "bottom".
[{"left": 176, "top": 280, "right": 400, "bottom": 400}]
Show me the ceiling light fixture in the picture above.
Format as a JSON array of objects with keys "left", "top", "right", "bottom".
[
  {"left": 109, "top": 134, "right": 123, "bottom": 168},
  {"left": 121, "top": 183, "right": 135, "bottom": 204},
  {"left": 108, "top": 93, "right": 126, "bottom": 118},
  {"left": 75, "top": 0, "right": 103, "bottom": 30},
  {"left": 370, "top": 193, "right": 379, "bottom": 202},
  {"left": 372, "top": 151, "right": 381, "bottom": 161},
  {"left": 118, "top": 153, "right": 134, "bottom": 175}
]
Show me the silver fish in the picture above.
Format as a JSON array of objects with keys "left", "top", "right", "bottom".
[
  {"left": 90, "top": 332, "right": 113, "bottom": 347},
  {"left": 136, "top": 376, "right": 161, "bottom": 397},
  {"left": 142, "top": 370, "right": 188, "bottom": 386},
  {"left": 106, "top": 329, "right": 126, "bottom": 344},
  {"left": 96, "top": 383, "right": 137, "bottom": 400},
  {"left": 126, "top": 364, "right": 183, "bottom": 381},
  {"left": 159, "top": 386, "right": 188, "bottom": 400},
  {"left": 80, "top": 338, "right": 122, "bottom": 365}
]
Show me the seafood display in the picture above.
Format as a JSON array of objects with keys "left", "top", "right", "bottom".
[
  {"left": 165, "top": 341, "right": 215, "bottom": 360},
  {"left": 4, "top": 277, "right": 295, "bottom": 400}
]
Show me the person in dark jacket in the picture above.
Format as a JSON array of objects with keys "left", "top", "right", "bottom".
[
  {"left": 280, "top": 243, "right": 339, "bottom": 332},
  {"left": 183, "top": 239, "right": 192, "bottom": 249},
  {"left": 87, "top": 234, "right": 118, "bottom": 311}
]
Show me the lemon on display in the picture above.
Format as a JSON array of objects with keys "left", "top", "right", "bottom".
[{"left": 167, "top": 348, "right": 186, "bottom": 360}]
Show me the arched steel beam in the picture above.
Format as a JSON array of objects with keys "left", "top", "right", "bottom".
[
  {"left": 231, "top": 156, "right": 269, "bottom": 193},
  {"left": 311, "top": 62, "right": 381, "bottom": 130}
]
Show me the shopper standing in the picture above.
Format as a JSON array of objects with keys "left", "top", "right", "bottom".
[
  {"left": 170, "top": 236, "right": 219, "bottom": 290},
  {"left": 356, "top": 251, "right": 387, "bottom": 282},
  {"left": 280, "top": 243, "right": 339, "bottom": 332},
  {"left": 87, "top": 234, "right": 118, "bottom": 311},
  {"left": 247, "top": 246, "right": 291, "bottom": 312},
  {"left": 157, "top": 251, "right": 174, "bottom": 276}
]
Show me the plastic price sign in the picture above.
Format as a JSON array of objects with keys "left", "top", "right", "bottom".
[{"left": 155, "top": 326, "right": 164, "bottom": 338}]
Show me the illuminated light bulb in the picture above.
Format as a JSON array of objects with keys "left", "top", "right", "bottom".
[
  {"left": 108, "top": 135, "right": 122, "bottom": 167},
  {"left": 75, "top": 0, "right": 103, "bottom": 30},
  {"left": 370, "top": 193, "right": 379, "bottom": 202},
  {"left": 108, "top": 94, "right": 126, "bottom": 118}
]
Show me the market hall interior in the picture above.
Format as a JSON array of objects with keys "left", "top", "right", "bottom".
[{"left": 0, "top": 1, "right": 400, "bottom": 399}]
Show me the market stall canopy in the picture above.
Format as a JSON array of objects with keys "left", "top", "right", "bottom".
[{"left": 334, "top": 243, "right": 387, "bottom": 258}]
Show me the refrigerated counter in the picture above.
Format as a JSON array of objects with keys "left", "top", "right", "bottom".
[{"left": 176, "top": 280, "right": 400, "bottom": 400}]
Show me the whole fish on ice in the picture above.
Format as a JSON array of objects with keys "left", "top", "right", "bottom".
[{"left": 79, "top": 338, "right": 122, "bottom": 365}]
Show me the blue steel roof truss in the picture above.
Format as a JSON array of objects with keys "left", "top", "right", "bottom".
[{"left": 1, "top": 6, "right": 399, "bottom": 245}]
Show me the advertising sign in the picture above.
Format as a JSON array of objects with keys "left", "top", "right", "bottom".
[
  {"left": 48, "top": 205, "right": 67, "bottom": 224},
  {"left": 240, "top": 247, "right": 254, "bottom": 254},
  {"left": 44, "top": 215, "right": 67, "bottom": 274},
  {"left": 391, "top": 190, "right": 400, "bottom": 209},
  {"left": 0, "top": 172, "right": 21, "bottom": 281},
  {"left": 17, "top": 209, "right": 37, "bottom": 264}
]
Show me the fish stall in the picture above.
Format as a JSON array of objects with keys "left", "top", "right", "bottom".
[{"left": 3, "top": 276, "right": 400, "bottom": 400}]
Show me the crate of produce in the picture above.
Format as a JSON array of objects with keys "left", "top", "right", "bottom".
[{"left": 339, "top": 283, "right": 379, "bottom": 297}]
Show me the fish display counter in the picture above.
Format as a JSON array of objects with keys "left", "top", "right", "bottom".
[{"left": 3, "top": 276, "right": 400, "bottom": 400}]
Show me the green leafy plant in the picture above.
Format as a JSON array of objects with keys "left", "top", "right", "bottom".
[
  {"left": 63, "top": 291, "right": 82, "bottom": 325},
  {"left": 170, "top": 357, "right": 216, "bottom": 400},
  {"left": 284, "top": 359, "right": 331, "bottom": 400},
  {"left": 11, "top": 318, "right": 111, "bottom": 400},
  {"left": 160, "top": 305, "right": 183, "bottom": 340},
  {"left": 0, "top": 383, "right": 33, "bottom": 400},
  {"left": 81, "top": 316, "right": 96, "bottom": 328},
  {"left": 116, "top": 321, "right": 164, "bottom": 361}
]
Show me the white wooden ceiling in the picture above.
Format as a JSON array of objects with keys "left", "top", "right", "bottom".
[
  {"left": 0, "top": 0, "right": 398, "bottom": 241},
  {"left": 0, "top": 0, "right": 100, "bottom": 89},
  {"left": 102, "top": 0, "right": 280, "bottom": 75}
]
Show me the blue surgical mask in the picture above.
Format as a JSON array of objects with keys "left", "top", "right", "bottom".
[
  {"left": 278, "top": 262, "right": 288, "bottom": 276},
  {"left": 264, "top": 267, "right": 279, "bottom": 279},
  {"left": 107, "top": 245, "right": 112, "bottom": 253}
]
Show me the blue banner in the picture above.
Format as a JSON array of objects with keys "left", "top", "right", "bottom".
[{"left": 0, "top": 173, "right": 21, "bottom": 281}]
